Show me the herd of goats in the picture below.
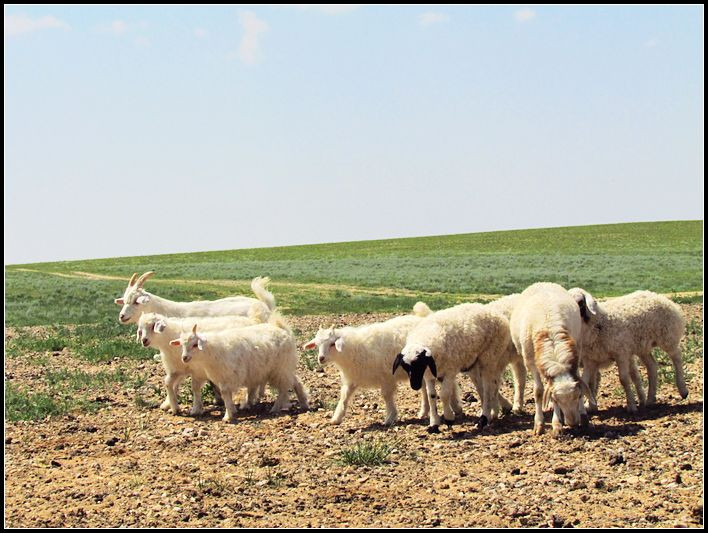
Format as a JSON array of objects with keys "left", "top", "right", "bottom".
[{"left": 115, "top": 271, "right": 689, "bottom": 435}]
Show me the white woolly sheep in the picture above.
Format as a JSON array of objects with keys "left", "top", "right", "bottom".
[
  {"left": 302, "top": 302, "right": 434, "bottom": 426},
  {"left": 170, "top": 314, "right": 309, "bottom": 423},
  {"left": 481, "top": 293, "right": 527, "bottom": 415},
  {"left": 509, "top": 282, "right": 594, "bottom": 437},
  {"left": 137, "top": 311, "right": 267, "bottom": 415},
  {"left": 394, "top": 303, "right": 511, "bottom": 431},
  {"left": 569, "top": 288, "right": 688, "bottom": 413},
  {"left": 114, "top": 272, "right": 275, "bottom": 324}
]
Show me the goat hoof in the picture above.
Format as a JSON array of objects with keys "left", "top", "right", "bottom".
[
  {"left": 443, "top": 418, "right": 455, "bottom": 427},
  {"left": 477, "top": 415, "right": 488, "bottom": 429},
  {"left": 580, "top": 414, "right": 590, "bottom": 428},
  {"left": 427, "top": 425, "right": 441, "bottom": 434},
  {"left": 533, "top": 423, "right": 545, "bottom": 436},
  {"left": 680, "top": 390, "right": 689, "bottom": 400}
]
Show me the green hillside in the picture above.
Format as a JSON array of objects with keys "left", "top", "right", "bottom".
[{"left": 5, "top": 220, "right": 703, "bottom": 326}]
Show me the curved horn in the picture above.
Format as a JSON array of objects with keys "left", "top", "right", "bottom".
[
  {"left": 128, "top": 273, "right": 138, "bottom": 287},
  {"left": 136, "top": 271, "right": 155, "bottom": 288},
  {"left": 192, "top": 324, "right": 198, "bottom": 334}
]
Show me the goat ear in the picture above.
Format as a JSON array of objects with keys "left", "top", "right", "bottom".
[
  {"left": 334, "top": 336, "right": 345, "bottom": 352},
  {"left": 392, "top": 353, "right": 404, "bottom": 375},
  {"left": 197, "top": 336, "right": 206, "bottom": 351},
  {"left": 169, "top": 339, "right": 181, "bottom": 346},
  {"left": 136, "top": 294, "right": 150, "bottom": 304},
  {"left": 136, "top": 329, "right": 142, "bottom": 343},
  {"left": 302, "top": 340, "right": 316, "bottom": 350},
  {"left": 115, "top": 298, "right": 124, "bottom": 305}
]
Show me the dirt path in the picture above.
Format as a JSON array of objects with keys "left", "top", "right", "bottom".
[{"left": 4, "top": 307, "right": 703, "bottom": 527}]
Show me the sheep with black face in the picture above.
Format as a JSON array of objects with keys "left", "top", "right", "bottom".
[{"left": 394, "top": 303, "right": 510, "bottom": 432}]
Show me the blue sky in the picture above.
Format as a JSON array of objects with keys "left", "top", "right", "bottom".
[{"left": 4, "top": 5, "right": 704, "bottom": 264}]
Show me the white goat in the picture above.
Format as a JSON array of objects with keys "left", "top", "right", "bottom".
[
  {"left": 509, "top": 282, "right": 594, "bottom": 437},
  {"left": 137, "top": 311, "right": 267, "bottom": 415},
  {"left": 170, "top": 314, "right": 309, "bottom": 423},
  {"left": 569, "top": 288, "right": 688, "bottom": 413},
  {"left": 302, "top": 302, "right": 434, "bottom": 426},
  {"left": 395, "top": 303, "right": 511, "bottom": 431},
  {"left": 115, "top": 272, "right": 275, "bottom": 324}
]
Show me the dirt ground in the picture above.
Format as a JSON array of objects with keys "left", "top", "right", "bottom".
[{"left": 4, "top": 306, "right": 704, "bottom": 527}]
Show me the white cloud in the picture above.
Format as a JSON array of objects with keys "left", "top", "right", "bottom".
[
  {"left": 514, "top": 8, "right": 536, "bottom": 22},
  {"left": 4, "top": 14, "right": 69, "bottom": 37},
  {"left": 645, "top": 38, "right": 658, "bottom": 48},
  {"left": 238, "top": 10, "right": 268, "bottom": 66},
  {"left": 194, "top": 27, "right": 208, "bottom": 39},
  {"left": 292, "top": 5, "right": 361, "bottom": 15},
  {"left": 418, "top": 12, "right": 449, "bottom": 27}
]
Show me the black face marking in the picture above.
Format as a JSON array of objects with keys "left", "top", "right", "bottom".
[
  {"left": 573, "top": 293, "right": 591, "bottom": 323},
  {"left": 392, "top": 353, "right": 406, "bottom": 375}
]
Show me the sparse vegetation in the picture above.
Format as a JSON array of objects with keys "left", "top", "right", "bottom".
[{"left": 337, "top": 438, "right": 396, "bottom": 467}]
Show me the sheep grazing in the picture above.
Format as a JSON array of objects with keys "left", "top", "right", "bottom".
[
  {"left": 569, "top": 288, "right": 688, "bottom": 412},
  {"left": 137, "top": 311, "right": 267, "bottom": 415},
  {"left": 302, "top": 302, "right": 434, "bottom": 426},
  {"left": 394, "top": 303, "right": 511, "bottom": 431},
  {"left": 509, "top": 282, "right": 594, "bottom": 437},
  {"left": 114, "top": 271, "right": 275, "bottom": 324},
  {"left": 170, "top": 313, "right": 309, "bottom": 423}
]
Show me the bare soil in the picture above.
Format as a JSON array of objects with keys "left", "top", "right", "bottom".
[{"left": 4, "top": 307, "right": 704, "bottom": 527}]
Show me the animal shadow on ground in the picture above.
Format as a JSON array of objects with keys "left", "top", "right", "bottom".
[
  {"left": 591, "top": 400, "right": 703, "bottom": 423},
  {"left": 189, "top": 400, "right": 308, "bottom": 423}
]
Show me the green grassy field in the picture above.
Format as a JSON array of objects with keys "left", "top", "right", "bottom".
[
  {"left": 5, "top": 220, "right": 703, "bottom": 326},
  {"left": 4, "top": 220, "right": 704, "bottom": 421}
]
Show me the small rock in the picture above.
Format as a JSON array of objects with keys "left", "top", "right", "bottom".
[
  {"left": 675, "top": 473, "right": 683, "bottom": 485},
  {"left": 680, "top": 463, "right": 693, "bottom": 471},
  {"left": 511, "top": 468, "right": 522, "bottom": 476},
  {"left": 609, "top": 453, "right": 625, "bottom": 466},
  {"left": 549, "top": 514, "right": 566, "bottom": 528},
  {"left": 50, "top": 460, "right": 61, "bottom": 468},
  {"left": 5, "top": 437, "right": 11, "bottom": 445},
  {"left": 554, "top": 466, "right": 571, "bottom": 475},
  {"left": 106, "top": 437, "right": 119, "bottom": 447}
]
